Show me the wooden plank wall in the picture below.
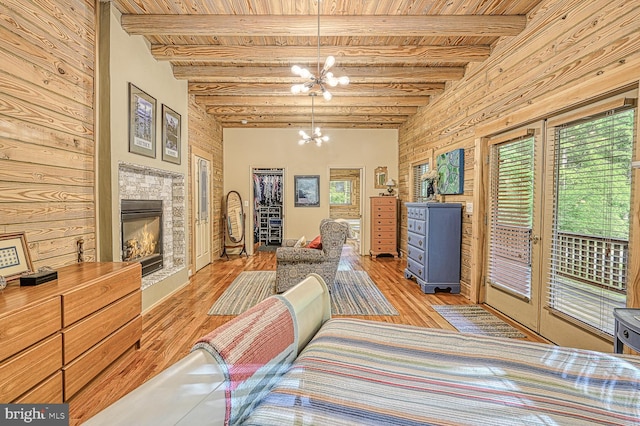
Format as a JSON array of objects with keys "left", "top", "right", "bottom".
[
  {"left": 0, "top": 0, "right": 96, "bottom": 269},
  {"left": 398, "top": 0, "right": 640, "bottom": 300},
  {"left": 187, "top": 94, "right": 224, "bottom": 271}
]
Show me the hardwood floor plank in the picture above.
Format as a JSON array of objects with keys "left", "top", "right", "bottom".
[{"left": 68, "top": 247, "right": 545, "bottom": 425}]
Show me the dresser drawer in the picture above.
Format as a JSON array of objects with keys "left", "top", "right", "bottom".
[
  {"left": 373, "top": 243, "right": 397, "bottom": 253},
  {"left": 407, "top": 219, "right": 426, "bottom": 235},
  {"left": 373, "top": 204, "right": 396, "bottom": 214},
  {"left": 0, "top": 334, "right": 62, "bottom": 402},
  {"left": 373, "top": 225, "right": 395, "bottom": 233},
  {"left": 62, "top": 264, "right": 141, "bottom": 326},
  {"left": 63, "top": 316, "right": 142, "bottom": 399},
  {"left": 63, "top": 290, "right": 141, "bottom": 363},
  {"left": 407, "top": 245, "right": 425, "bottom": 263},
  {"left": 373, "top": 197, "right": 396, "bottom": 205},
  {"left": 407, "top": 258, "right": 426, "bottom": 280},
  {"left": 407, "top": 207, "right": 426, "bottom": 220},
  {"left": 0, "top": 297, "right": 61, "bottom": 363},
  {"left": 14, "top": 372, "right": 63, "bottom": 404},
  {"left": 373, "top": 217, "right": 395, "bottom": 226},
  {"left": 407, "top": 232, "right": 425, "bottom": 250}
]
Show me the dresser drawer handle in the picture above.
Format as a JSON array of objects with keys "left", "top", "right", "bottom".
[
  {"left": 419, "top": 255, "right": 422, "bottom": 261},
  {"left": 418, "top": 269, "right": 422, "bottom": 275},
  {"left": 624, "top": 330, "right": 630, "bottom": 339},
  {"left": 408, "top": 236, "right": 411, "bottom": 242},
  {"left": 419, "top": 240, "right": 423, "bottom": 247}
]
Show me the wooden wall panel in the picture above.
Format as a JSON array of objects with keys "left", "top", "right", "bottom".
[
  {"left": 398, "top": 0, "right": 640, "bottom": 301},
  {"left": 187, "top": 94, "right": 224, "bottom": 272},
  {"left": 0, "top": 0, "right": 96, "bottom": 268}
]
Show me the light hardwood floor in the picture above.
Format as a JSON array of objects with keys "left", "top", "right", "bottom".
[{"left": 69, "top": 247, "right": 545, "bottom": 424}]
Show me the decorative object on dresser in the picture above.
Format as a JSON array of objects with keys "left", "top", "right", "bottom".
[
  {"left": 404, "top": 202, "right": 462, "bottom": 293},
  {"left": 370, "top": 196, "right": 398, "bottom": 258},
  {"left": 0, "top": 262, "right": 142, "bottom": 403}
]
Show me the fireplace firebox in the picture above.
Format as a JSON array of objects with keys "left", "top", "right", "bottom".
[{"left": 121, "top": 199, "right": 163, "bottom": 277}]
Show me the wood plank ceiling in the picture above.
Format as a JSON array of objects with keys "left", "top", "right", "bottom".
[{"left": 111, "top": 0, "right": 543, "bottom": 129}]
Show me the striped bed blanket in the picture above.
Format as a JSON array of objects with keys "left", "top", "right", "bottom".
[{"left": 244, "top": 318, "right": 640, "bottom": 425}]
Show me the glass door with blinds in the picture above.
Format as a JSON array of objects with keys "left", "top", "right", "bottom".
[
  {"left": 539, "top": 99, "right": 636, "bottom": 351},
  {"left": 485, "top": 126, "right": 544, "bottom": 331}
]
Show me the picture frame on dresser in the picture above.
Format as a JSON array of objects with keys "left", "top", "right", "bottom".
[
  {"left": 128, "top": 83, "right": 156, "bottom": 158},
  {"left": 0, "top": 232, "right": 34, "bottom": 281},
  {"left": 161, "top": 104, "right": 181, "bottom": 165}
]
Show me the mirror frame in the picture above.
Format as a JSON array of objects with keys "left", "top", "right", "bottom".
[{"left": 225, "top": 190, "right": 245, "bottom": 244}]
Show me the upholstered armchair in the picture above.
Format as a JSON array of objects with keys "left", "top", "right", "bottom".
[{"left": 275, "top": 219, "right": 349, "bottom": 293}]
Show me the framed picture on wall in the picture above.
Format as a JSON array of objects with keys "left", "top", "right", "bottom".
[
  {"left": 161, "top": 104, "right": 181, "bottom": 165},
  {"left": 128, "top": 83, "right": 156, "bottom": 158},
  {"left": 294, "top": 175, "right": 320, "bottom": 207},
  {"left": 436, "top": 148, "right": 464, "bottom": 195}
]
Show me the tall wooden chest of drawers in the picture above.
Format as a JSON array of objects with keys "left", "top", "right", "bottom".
[
  {"left": 370, "top": 196, "right": 398, "bottom": 258},
  {"left": 404, "top": 202, "right": 461, "bottom": 293},
  {"left": 0, "top": 262, "right": 142, "bottom": 403}
]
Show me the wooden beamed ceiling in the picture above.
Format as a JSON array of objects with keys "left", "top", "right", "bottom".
[{"left": 112, "top": 0, "right": 541, "bottom": 129}]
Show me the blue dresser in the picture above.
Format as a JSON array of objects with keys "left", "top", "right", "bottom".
[{"left": 404, "top": 202, "right": 462, "bottom": 293}]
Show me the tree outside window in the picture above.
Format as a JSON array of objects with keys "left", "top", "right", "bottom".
[{"left": 330, "top": 180, "right": 352, "bottom": 205}]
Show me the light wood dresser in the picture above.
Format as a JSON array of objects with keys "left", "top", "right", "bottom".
[
  {"left": 0, "top": 262, "right": 142, "bottom": 403},
  {"left": 370, "top": 196, "right": 399, "bottom": 258}
]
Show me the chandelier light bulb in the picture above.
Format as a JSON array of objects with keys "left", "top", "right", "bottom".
[
  {"left": 323, "top": 55, "right": 335, "bottom": 72},
  {"left": 291, "top": 65, "right": 302, "bottom": 75},
  {"left": 291, "top": 84, "right": 302, "bottom": 94},
  {"left": 322, "top": 89, "right": 332, "bottom": 101},
  {"left": 299, "top": 68, "right": 312, "bottom": 79},
  {"left": 338, "top": 76, "right": 350, "bottom": 85}
]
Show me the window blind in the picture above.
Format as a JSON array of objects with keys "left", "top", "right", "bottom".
[
  {"left": 487, "top": 136, "right": 535, "bottom": 300},
  {"left": 547, "top": 108, "right": 634, "bottom": 335},
  {"left": 412, "top": 162, "right": 429, "bottom": 202}
]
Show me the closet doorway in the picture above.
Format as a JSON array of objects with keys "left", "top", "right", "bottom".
[
  {"left": 252, "top": 168, "right": 284, "bottom": 249},
  {"left": 329, "top": 168, "right": 363, "bottom": 254}
]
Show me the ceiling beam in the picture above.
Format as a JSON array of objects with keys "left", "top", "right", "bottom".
[
  {"left": 152, "top": 45, "right": 491, "bottom": 63},
  {"left": 121, "top": 14, "right": 526, "bottom": 37},
  {"left": 173, "top": 65, "right": 466, "bottom": 83},
  {"left": 205, "top": 105, "right": 419, "bottom": 116},
  {"left": 196, "top": 95, "right": 430, "bottom": 107},
  {"left": 188, "top": 82, "right": 445, "bottom": 97},
  {"left": 222, "top": 121, "right": 400, "bottom": 129},
  {"left": 215, "top": 114, "right": 409, "bottom": 123}
]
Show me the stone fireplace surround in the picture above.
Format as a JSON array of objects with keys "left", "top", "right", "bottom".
[{"left": 118, "top": 162, "right": 185, "bottom": 290}]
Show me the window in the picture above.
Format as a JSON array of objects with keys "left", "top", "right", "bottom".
[
  {"left": 330, "top": 180, "right": 352, "bottom": 205},
  {"left": 547, "top": 107, "right": 634, "bottom": 335},
  {"left": 412, "top": 162, "right": 430, "bottom": 202},
  {"left": 488, "top": 135, "right": 535, "bottom": 300}
]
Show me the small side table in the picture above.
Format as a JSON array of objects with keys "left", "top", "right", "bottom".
[{"left": 613, "top": 308, "right": 640, "bottom": 354}]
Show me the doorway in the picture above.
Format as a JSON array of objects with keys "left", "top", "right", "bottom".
[
  {"left": 484, "top": 92, "right": 636, "bottom": 351},
  {"left": 329, "top": 168, "right": 363, "bottom": 254},
  {"left": 193, "top": 155, "right": 211, "bottom": 272}
]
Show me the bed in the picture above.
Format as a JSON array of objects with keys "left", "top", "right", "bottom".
[{"left": 86, "top": 274, "right": 640, "bottom": 425}]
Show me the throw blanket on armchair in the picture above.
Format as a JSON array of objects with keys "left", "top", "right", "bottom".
[{"left": 193, "top": 296, "right": 299, "bottom": 425}]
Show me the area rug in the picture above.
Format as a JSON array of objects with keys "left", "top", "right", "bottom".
[
  {"left": 208, "top": 270, "right": 399, "bottom": 316},
  {"left": 432, "top": 305, "right": 526, "bottom": 338}
]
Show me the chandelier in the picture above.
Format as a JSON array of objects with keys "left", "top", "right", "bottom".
[
  {"left": 298, "top": 94, "right": 329, "bottom": 146},
  {"left": 290, "top": 1, "right": 349, "bottom": 101}
]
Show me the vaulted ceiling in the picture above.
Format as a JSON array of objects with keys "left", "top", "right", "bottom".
[{"left": 111, "top": 0, "right": 543, "bottom": 129}]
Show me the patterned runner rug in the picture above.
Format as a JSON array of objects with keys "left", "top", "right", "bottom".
[
  {"left": 208, "top": 270, "right": 399, "bottom": 316},
  {"left": 432, "top": 305, "right": 526, "bottom": 338}
]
